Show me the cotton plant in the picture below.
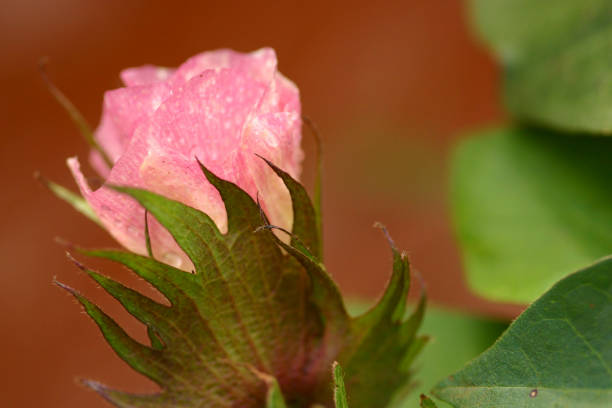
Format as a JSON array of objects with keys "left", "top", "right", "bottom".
[
  {"left": 45, "top": 49, "right": 426, "bottom": 408},
  {"left": 43, "top": 3, "right": 612, "bottom": 404}
]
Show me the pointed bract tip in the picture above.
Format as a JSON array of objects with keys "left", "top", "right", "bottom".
[
  {"left": 254, "top": 152, "right": 269, "bottom": 163},
  {"left": 194, "top": 156, "right": 210, "bottom": 175},
  {"left": 373, "top": 221, "right": 398, "bottom": 251},
  {"left": 254, "top": 154, "right": 283, "bottom": 174},
  {"left": 254, "top": 154, "right": 289, "bottom": 178},
  {"left": 38, "top": 57, "right": 52, "bottom": 83},
  {"left": 195, "top": 156, "right": 224, "bottom": 187},
  {"left": 53, "top": 236, "right": 75, "bottom": 249},
  {"left": 53, "top": 279, "right": 78, "bottom": 296},
  {"left": 34, "top": 171, "right": 51, "bottom": 191},
  {"left": 80, "top": 378, "right": 115, "bottom": 400},
  {"left": 34, "top": 171, "right": 54, "bottom": 190},
  {"left": 80, "top": 378, "right": 107, "bottom": 393},
  {"left": 65, "top": 251, "right": 86, "bottom": 271}
]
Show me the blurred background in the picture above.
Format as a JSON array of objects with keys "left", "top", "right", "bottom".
[{"left": 1, "top": 0, "right": 518, "bottom": 406}]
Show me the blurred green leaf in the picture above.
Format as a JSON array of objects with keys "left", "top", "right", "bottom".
[
  {"left": 471, "top": 0, "right": 610, "bottom": 64},
  {"left": 433, "top": 256, "right": 612, "bottom": 407},
  {"left": 504, "top": 25, "right": 612, "bottom": 134},
  {"left": 452, "top": 127, "right": 612, "bottom": 303},
  {"left": 471, "top": 0, "right": 612, "bottom": 134}
]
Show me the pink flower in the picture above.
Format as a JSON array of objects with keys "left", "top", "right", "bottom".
[{"left": 68, "top": 48, "right": 302, "bottom": 270}]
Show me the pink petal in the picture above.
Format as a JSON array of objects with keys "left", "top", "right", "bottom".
[
  {"left": 88, "top": 113, "right": 121, "bottom": 177},
  {"left": 74, "top": 48, "right": 303, "bottom": 270},
  {"left": 131, "top": 64, "right": 270, "bottom": 229},
  {"left": 275, "top": 73, "right": 301, "bottom": 113},
  {"left": 170, "top": 48, "right": 277, "bottom": 87},
  {"left": 149, "top": 69, "right": 268, "bottom": 174},
  {"left": 92, "top": 81, "right": 171, "bottom": 175}
]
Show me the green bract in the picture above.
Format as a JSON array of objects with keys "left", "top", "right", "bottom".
[
  {"left": 452, "top": 127, "right": 612, "bottom": 303},
  {"left": 333, "top": 363, "right": 349, "bottom": 408},
  {"left": 58, "top": 160, "right": 426, "bottom": 408},
  {"left": 432, "top": 256, "right": 612, "bottom": 407}
]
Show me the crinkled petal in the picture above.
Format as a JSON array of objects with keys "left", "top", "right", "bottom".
[
  {"left": 274, "top": 73, "right": 301, "bottom": 114},
  {"left": 94, "top": 82, "right": 171, "bottom": 163},
  {"left": 141, "top": 60, "right": 271, "bottom": 188},
  {"left": 74, "top": 48, "right": 302, "bottom": 270},
  {"left": 80, "top": 57, "right": 264, "bottom": 265},
  {"left": 170, "top": 47, "right": 278, "bottom": 87},
  {"left": 104, "top": 83, "right": 171, "bottom": 135}
]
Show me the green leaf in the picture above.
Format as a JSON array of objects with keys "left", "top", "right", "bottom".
[
  {"left": 452, "top": 127, "right": 612, "bottom": 303},
  {"left": 470, "top": 0, "right": 612, "bottom": 134},
  {"left": 333, "top": 362, "right": 349, "bottom": 408},
  {"left": 432, "top": 256, "right": 612, "bottom": 407},
  {"left": 408, "top": 308, "right": 506, "bottom": 408},
  {"left": 58, "top": 161, "right": 426, "bottom": 407}
]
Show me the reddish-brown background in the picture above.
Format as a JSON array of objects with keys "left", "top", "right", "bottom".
[{"left": 1, "top": 0, "right": 518, "bottom": 406}]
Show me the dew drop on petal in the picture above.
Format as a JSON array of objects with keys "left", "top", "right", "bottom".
[{"left": 156, "top": 68, "right": 170, "bottom": 80}]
